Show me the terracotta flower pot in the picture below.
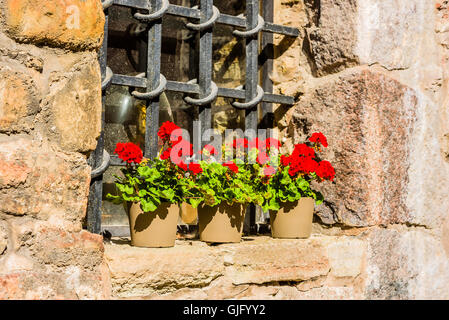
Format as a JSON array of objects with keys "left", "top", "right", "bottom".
[
  {"left": 128, "top": 202, "right": 179, "bottom": 248},
  {"left": 198, "top": 202, "right": 247, "bottom": 243},
  {"left": 270, "top": 197, "right": 314, "bottom": 239}
]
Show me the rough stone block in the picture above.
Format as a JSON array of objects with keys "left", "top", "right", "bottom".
[
  {"left": 0, "top": 136, "right": 91, "bottom": 227},
  {"left": 290, "top": 68, "right": 418, "bottom": 227},
  {"left": 365, "top": 227, "right": 449, "bottom": 299},
  {"left": 105, "top": 240, "right": 225, "bottom": 298},
  {"left": 3, "top": 0, "right": 105, "bottom": 51},
  {"left": 327, "top": 238, "right": 366, "bottom": 278},
  {"left": 305, "top": 0, "right": 359, "bottom": 76},
  {"left": 45, "top": 55, "right": 102, "bottom": 153},
  {"left": 0, "top": 68, "right": 40, "bottom": 133},
  {"left": 222, "top": 237, "right": 330, "bottom": 285}
]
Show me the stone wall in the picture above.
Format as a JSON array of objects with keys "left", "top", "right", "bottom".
[
  {"left": 0, "top": 0, "right": 110, "bottom": 299},
  {"left": 270, "top": 0, "right": 449, "bottom": 298},
  {"left": 1, "top": 0, "right": 449, "bottom": 300}
]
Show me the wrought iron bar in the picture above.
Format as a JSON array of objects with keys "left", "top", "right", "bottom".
[
  {"left": 198, "top": 0, "right": 213, "bottom": 148},
  {"left": 111, "top": 74, "right": 294, "bottom": 105},
  {"left": 112, "top": 0, "right": 299, "bottom": 37},
  {"left": 87, "top": 5, "right": 110, "bottom": 234}
]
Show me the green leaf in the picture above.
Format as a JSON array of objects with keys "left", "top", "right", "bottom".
[
  {"left": 189, "top": 198, "right": 203, "bottom": 209},
  {"left": 141, "top": 198, "right": 157, "bottom": 212}
]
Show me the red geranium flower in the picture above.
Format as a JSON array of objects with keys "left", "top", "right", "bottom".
[
  {"left": 263, "top": 166, "right": 276, "bottom": 177},
  {"left": 188, "top": 163, "right": 203, "bottom": 175},
  {"left": 292, "top": 143, "right": 315, "bottom": 158},
  {"left": 158, "top": 121, "right": 180, "bottom": 142},
  {"left": 309, "top": 132, "right": 328, "bottom": 148},
  {"left": 223, "top": 162, "right": 239, "bottom": 174},
  {"left": 316, "top": 160, "right": 335, "bottom": 181},
  {"left": 288, "top": 157, "right": 318, "bottom": 177},
  {"left": 177, "top": 161, "right": 188, "bottom": 171},
  {"left": 114, "top": 142, "right": 143, "bottom": 164},
  {"left": 160, "top": 147, "right": 172, "bottom": 160},
  {"left": 280, "top": 155, "right": 291, "bottom": 167}
]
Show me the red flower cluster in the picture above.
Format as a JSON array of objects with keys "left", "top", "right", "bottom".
[
  {"left": 288, "top": 156, "right": 318, "bottom": 177},
  {"left": 223, "top": 162, "right": 239, "bottom": 174},
  {"left": 158, "top": 121, "right": 180, "bottom": 142},
  {"left": 316, "top": 161, "right": 335, "bottom": 181},
  {"left": 309, "top": 132, "right": 328, "bottom": 148},
  {"left": 292, "top": 144, "right": 315, "bottom": 158},
  {"left": 114, "top": 142, "right": 143, "bottom": 164},
  {"left": 188, "top": 163, "right": 203, "bottom": 175},
  {"left": 279, "top": 135, "right": 335, "bottom": 181},
  {"left": 177, "top": 161, "right": 203, "bottom": 175}
]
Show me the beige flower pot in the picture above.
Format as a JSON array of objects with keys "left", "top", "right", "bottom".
[
  {"left": 198, "top": 202, "right": 247, "bottom": 243},
  {"left": 128, "top": 202, "right": 179, "bottom": 248},
  {"left": 180, "top": 202, "right": 198, "bottom": 224},
  {"left": 270, "top": 197, "right": 314, "bottom": 239}
]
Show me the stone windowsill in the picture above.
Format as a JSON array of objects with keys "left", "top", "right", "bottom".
[{"left": 105, "top": 234, "right": 367, "bottom": 299}]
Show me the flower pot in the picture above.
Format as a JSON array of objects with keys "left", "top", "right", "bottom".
[
  {"left": 128, "top": 202, "right": 179, "bottom": 248},
  {"left": 270, "top": 197, "right": 314, "bottom": 239},
  {"left": 180, "top": 202, "right": 198, "bottom": 225},
  {"left": 198, "top": 202, "right": 247, "bottom": 243}
]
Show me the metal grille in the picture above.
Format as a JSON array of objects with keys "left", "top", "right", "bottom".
[{"left": 86, "top": 0, "right": 299, "bottom": 234}]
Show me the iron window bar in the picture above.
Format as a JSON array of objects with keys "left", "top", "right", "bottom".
[{"left": 87, "top": 0, "right": 299, "bottom": 234}]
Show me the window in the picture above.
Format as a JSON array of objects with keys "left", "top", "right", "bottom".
[{"left": 87, "top": 0, "right": 299, "bottom": 236}]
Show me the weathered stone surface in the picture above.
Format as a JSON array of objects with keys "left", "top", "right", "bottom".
[
  {"left": 326, "top": 238, "right": 366, "bottom": 278},
  {"left": 2, "top": 0, "right": 105, "bottom": 51},
  {"left": 0, "top": 225, "right": 110, "bottom": 299},
  {"left": 301, "top": 1, "right": 440, "bottom": 76},
  {"left": 289, "top": 68, "right": 417, "bottom": 227},
  {"left": 105, "top": 240, "right": 225, "bottom": 298},
  {"left": 44, "top": 55, "right": 102, "bottom": 153},
  {"left": 224, "top": 237, "right": 330, "bottom": 285},
  {"left": 0, "top": 136, "right": 91, "bottom": 229},
  {"left": 355, "top": 0, "right": 435, "bottom": 71},
  {"left": 30, "top": 227, "right": 105, "bottom": 269},
  {"left": 364, "top": 227, "right": 449, "bottom": 300},
  {"left": 0, "top": 67, "right": 40, "bottom": 133},
  {"left": 305, "top": 0, "right": 359, "bottom": 76}
]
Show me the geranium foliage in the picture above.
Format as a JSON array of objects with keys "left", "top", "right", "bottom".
[{"left": 107, "top": 121, "right": 335, "bottom": 213}]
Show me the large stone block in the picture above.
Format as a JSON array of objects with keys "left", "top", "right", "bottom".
[
  {"left": 105, "top": 240, "right": 225, "bottom": 298},
  {"left": 303, "top": 0, "right": 437, "bottom": 75},
  {"left": 355, "top": 0, "right": 435, "bottom": 71},
  {"left": 44, "top": 55, "right": 102, "bottom": 153},
  {"left": 0, "top": 225, "right": 110, "bottom": 299},
  {"left": 222, "top": 237, "right": 330, "bottom": 285},
  {"left": 0, "top": 136, "right": 91, "bottom": 228},
  {"left": 0, "top": 68, "right": 40, "bottom": 133},
  {"left": 305, "top": 0, "right": 359, "bottom": 76},
  {"left": 2, "top": 0, "right": 105, "bottom": 51},
  {"left": 364, "top": 227, "right": 449, "bottom": 299},
  {"left": 290, "top": 68, "right": 418, "bottom": 226}
]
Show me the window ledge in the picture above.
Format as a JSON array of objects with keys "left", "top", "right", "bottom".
[{"left": 105, "top": 234, "right": 367, "bottom": 299}]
